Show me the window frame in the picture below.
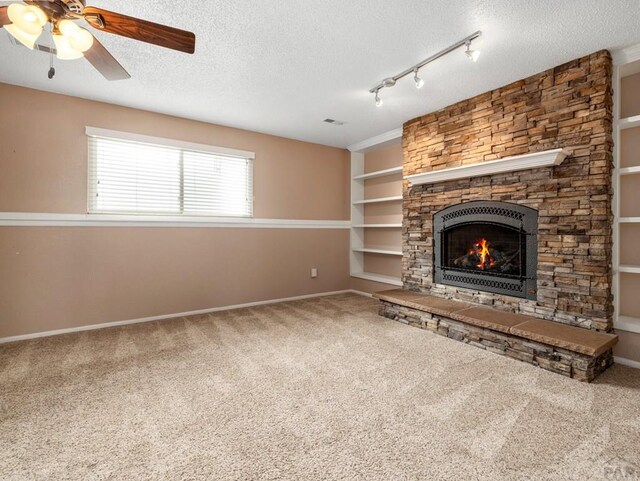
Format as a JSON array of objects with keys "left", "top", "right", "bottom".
[{"left": 86, "top": 127, "right": 255, "bottom": 219}]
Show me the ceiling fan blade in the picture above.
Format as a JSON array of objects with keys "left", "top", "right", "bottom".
[
  {"left": 84, "top": 36, "right": 131, "bottom": 81},
  {"left": 0, "top": 6, "right": 10, "bottom": 26},
  {"left": 82, "top": 7, "right": 195, "bottom": 54}
]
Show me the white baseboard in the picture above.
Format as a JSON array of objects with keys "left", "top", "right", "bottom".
[
  {"left": 349, "top": 289, "right": 374, "bottom": 298},
  {"left": 614, "top": 356, "right": 640, "bottom": 370},
  {"left": 0, "top": 289, "right": 357, "bottom": 344}
]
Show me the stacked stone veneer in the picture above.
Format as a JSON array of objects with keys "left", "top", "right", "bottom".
[
  {"left": 378, "top": 301, "right": 613, "bottom": 381},
  {"left": 402, "top": 50, "right": 614, "bottom": 331}
]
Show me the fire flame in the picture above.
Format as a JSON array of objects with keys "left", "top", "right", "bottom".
[{"left": 475, "top": 238, "right": 495, "bottom": 269}]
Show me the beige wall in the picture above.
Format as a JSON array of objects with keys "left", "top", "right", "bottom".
[
  {"left": 620, "top": 224, "right": 640, "bottom": 265},
  {"left": 0, "top": 83, "right": 350, "bottom": 220},
  {"left": 620, "top": 127, "right": 640, "bottom": 168},
  {"left": 363, "top": 140, "right": 403, "bottom": 173},
  {"left": 0, "top": 83, "right": 351, "bottom": 338},
  {"left": 350, "top": 277, "right": 397, "bottom": 295},
  {"left": 0, "top": 227, "right": 349, "bottom": 338},
  {"left": 615, "top": 330, "right": 640, "bottom": 364},
  {"left": 621, "top": 72, "right": 640, "bottom": 119}
]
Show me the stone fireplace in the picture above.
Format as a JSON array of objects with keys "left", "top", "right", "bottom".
[
  {"left": 433, "top": 200, "right": 538, "bottom": 300},
  {"left": 401, "top": 49, "right": 614, "bottom": 333},
  {"left": 372, "top": 50, "right": 620, "bottom": 380}
]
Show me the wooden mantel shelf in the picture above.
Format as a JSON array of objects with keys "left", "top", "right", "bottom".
[{"left": 405, "top": 148, "right": 570, "bottom": 186}]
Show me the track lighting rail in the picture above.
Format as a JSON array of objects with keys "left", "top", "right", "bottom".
[{"left": 369, "top": 30, "right": 482, "bottom": 95}]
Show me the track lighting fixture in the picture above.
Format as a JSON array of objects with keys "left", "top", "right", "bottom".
[
  {"left": 370, "top": 31, "right": 481, "bottom": 106},
  {"left": 465, "top": 41, "right": 480, "bottom": 62},
  {"left": 413, "top": 68, "right": 424, "bottom": 89}
]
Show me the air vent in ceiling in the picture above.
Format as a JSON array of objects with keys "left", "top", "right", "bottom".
[{"left": 323, "top": 118, "right": 345, "bottom": 126}]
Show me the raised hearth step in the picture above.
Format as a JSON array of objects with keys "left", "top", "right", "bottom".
[
  {"left": 510, "top": 320, "right": 617, "bottom": 357},
  {"left": 373, "top": 289, "right": 618, "bottom": 357},
  {"left": 450, "top": 306, "right": 530, "bottom": 334}
]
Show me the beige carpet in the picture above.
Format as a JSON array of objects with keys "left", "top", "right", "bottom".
[{"left": 1, "top": 293, "right": 640, "bottom": 481}]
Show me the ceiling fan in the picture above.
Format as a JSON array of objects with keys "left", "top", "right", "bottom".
[{"left": 0, "top": 0, "right": 196, "bottom": 80}]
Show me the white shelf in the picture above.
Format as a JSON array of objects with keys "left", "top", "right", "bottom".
[
  {"left": 350, "top": 271, "right": 402, "bottom": 286},
  {"left": 352, "top": 223, "right": 402, "bottom": 228},
  {"left": 619, "top": 166, "right": 640, "bottom": 175},
  {"left": 615, "top": 316, "right": 640, "bottom": 334},
  {"left": 619, "top": 115, "right": 640, "bottom": 130},
  {"left": 352, "top": 166, "right": 402, "bottom": 181},
  {"left": 618, "top": 264, "right": 640, "bottom": 274},
  {"left": 405, "top": 148, "right": 569, "bottom": 186},
  {"left": 619, "top": 217, "right": 640, "bottom": 223},
  {"left": 353, "top": 247, "right": 403, "bottom": 256},
  {"left": 352, "top": 195, "right": 402, "bottom": 205}
]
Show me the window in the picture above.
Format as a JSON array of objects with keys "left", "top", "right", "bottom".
[{"left": 87, "top": 128, "right": 253, "bottom": 217}]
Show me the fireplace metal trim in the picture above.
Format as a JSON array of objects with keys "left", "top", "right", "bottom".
[{"left": 433, "top": 200, "right": 538, "bottom": 300}]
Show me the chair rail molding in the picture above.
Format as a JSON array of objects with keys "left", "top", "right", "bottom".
[{"left": 0, "top": 212, "right": 350, "bottom": 229}]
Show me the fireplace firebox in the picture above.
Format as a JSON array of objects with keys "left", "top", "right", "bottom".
[{"left": 433, "top": 201, "right": 538, "bottom": 300}]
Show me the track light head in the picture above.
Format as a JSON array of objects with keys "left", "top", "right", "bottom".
[
  {"left": 465, "top": 41, "right": 480, "bottom": 62},
  {"left": 413, "top": 69, "right": 424, "bottom": 89},
  {"left": 375, "top": 90, "right": 383, "bottom": 107}
]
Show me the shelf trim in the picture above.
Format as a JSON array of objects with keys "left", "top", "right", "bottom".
[
  {"left": 352, "top": 166, "right": 403, "bottom": 181},
  {"left": 619, "top": 217, "right": 640, "bottom": 224},
  {"left": 619, "top": 115, "right": 640, "bottom": 130},
  {"left": 352, "top": 247, "right": 403, "bottom": 256},
  {"left": 405, "top": 148, "right": 569, "bottom": 186},
  {"left": 613, "top": 42, "right": 640, "bottom": 66},
  {"left": 352, "top": 223, "right": 402, "bottom": 228},
  {"left": 618, "top": 166, "right": 640, "bottom": 175},
  {"left": 615, "top": 316, "right": 640, "bottom": 334},
  {"left": 350, "top": 271, "right": 403, "bottom": 286},
  {"left": 352, "top": 195, "right": 403, "bottom": 205},
  {"left": 618, "top": 265, "right": 640, "bottom": 274},
  {"left": 347, "top": 128, "right": 403, "bottom": 153}
]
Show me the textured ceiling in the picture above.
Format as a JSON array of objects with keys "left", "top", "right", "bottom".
[{"left": 1, "top": 0, "right": 639, "bottom": 148}]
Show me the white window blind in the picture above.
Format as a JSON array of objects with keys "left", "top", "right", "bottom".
[{"left": 87, "top": 132, "right": 253, "bottom": 217}]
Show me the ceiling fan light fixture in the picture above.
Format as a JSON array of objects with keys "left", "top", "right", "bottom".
[
  {"left": 4, "top": 2, "right": 47, "bottom": 49},
  {"left": 3, "top": 23, "right": 39, "bottom": 49},
  {"left": 69, "top": 27, "right": 93, "bottom": 52},
  {"left": 7, "top": 3, "right": 46, "bottom": 34},
  {"left": 53, "top": 33, "right": 83, "bottom": 60},
  {"left": 59, "top": 20, "right": 94, "bottom": 52}
]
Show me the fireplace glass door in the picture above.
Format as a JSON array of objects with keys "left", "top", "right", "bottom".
[{"left": 443, "top": 223, "right": 524, "bottom": 278}]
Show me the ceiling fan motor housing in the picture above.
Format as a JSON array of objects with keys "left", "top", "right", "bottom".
[{"left": 59, "top": 0, "right": 86, "bottom": 15}]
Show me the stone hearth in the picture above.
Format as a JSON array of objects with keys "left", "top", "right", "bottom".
[{"left": 375, "top": 289, "right": 617, "bottom": 381}]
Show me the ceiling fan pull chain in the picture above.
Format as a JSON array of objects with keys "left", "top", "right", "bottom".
[
  {"left": 48, "top": 56, "right": 55, "bottom": 79},
  {"left": 48, "top": 29, "right": 55, "bottom": 80}
]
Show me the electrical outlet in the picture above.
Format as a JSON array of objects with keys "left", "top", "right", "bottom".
[{"left": 311, "top": 268, "right": 318, "bottom": 278}]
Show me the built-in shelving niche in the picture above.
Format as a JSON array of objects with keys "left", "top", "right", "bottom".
[
  {"left": 350, "top": 137, "right": 403, "bottom": 287},
  {"left": 614, "top": 60, "right": 640, "bottom": 334}
]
